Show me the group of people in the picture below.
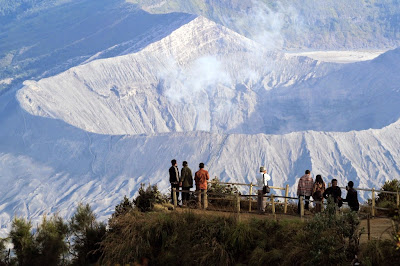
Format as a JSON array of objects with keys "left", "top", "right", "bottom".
[
  {"left": 169, "top": 159, "right": 209, "bottom": 206},
  {"left": 296, "top": 169, "right": 360, "bottom": 213}
]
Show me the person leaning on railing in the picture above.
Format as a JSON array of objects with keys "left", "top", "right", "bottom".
[
  {"left": 342, "top": 181, "right": 359, "bottom": 212},
  {"left": 297, "top": 170, "right": 314, "bottom": 214}
]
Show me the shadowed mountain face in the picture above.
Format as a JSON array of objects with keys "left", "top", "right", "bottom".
[{"left": 0, "top": 0, "right": 195, "bottom": 93}]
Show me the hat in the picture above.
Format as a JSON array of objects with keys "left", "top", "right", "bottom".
[{"left": 260, "top": 166, "right": 266, "bottom": 172}]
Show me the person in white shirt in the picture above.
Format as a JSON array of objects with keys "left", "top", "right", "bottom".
[{"left": 258, "top": 166, "right": 271, "bottom": 212}]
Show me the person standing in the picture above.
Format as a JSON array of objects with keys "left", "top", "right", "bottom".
[
  {"left": 343, "top": 181, "right": 359, "bottom": 212},
  {"left": 297, "top": 170, "right": 314, "bottom": 214},
  {"left": 180, "top": 161, "right": 193, "bottom": 206},
  {"left": 312, "top": 175, "right": 326, "bottom": 213},
  {"left": 169, "top": 159, "right": 180, "bottom": 204},
  {"left": 323, "top": 178, "right": 343, "bottom": 208},
  {"left": 258, "top": 166, "right": 271, "bottom": 212},
  {"left": 195, "top": 163, "right": 209, "bottom": 209}
]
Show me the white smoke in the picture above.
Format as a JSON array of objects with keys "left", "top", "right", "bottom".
[{"left": 159, "top": 1, "right": 302, "bottom": 131}]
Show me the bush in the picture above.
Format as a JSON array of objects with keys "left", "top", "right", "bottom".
[
  {"left": 132, "top": 184, "right": 168, "bottom": 212},
  {"left": 112, "top": 195, "right": 134, "bottom": 219},
  {"left": 286, "top": 198, "right": 362, "bottom": 265},
  {"left": 377, "top": 179, "right": 400, "bottom": 204},
  {"left": 376, "top": 179, "right": 400, "bottom": 217},
  {"left": 207, "top": 177, "right": 239, "bottom": 208}
]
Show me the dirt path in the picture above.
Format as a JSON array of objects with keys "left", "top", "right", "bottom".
[{"left": 359, "top": 217, "right": 394, "bottom": 243}]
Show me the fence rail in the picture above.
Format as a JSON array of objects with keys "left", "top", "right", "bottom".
[{"left": 171, "top": 179, "right": 400, "bottom": 218}]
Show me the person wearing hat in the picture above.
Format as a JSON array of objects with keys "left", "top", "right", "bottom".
[{"left": 258, "top": 166, "right": 271, "bottom": 212}]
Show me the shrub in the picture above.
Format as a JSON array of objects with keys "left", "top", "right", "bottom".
[
  {"left": 132, "top": 184, "right": 168, "bottom": 212},
  {"left": 112, "top": 195, "right": 133, "bottom": 219},
  {"left": 286, "top": 198, "right": 362, "bottom": 265},
  {"left": 377, "top": 179, "right": 400, "bottom": 204},
  {"left": 207, "top": 177, "right": 239, "bottom": 208}
]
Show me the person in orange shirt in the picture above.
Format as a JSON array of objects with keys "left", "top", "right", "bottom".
[{"left": 195, "top": 162, "right": 209, "bottom": 208}]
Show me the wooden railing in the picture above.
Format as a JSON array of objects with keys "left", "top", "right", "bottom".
[{"left": 171, "top": 180, "right": 400, "bottom": 218}]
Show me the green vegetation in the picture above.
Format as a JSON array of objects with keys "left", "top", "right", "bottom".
[
  {"left": 1, "top": 182, "right": 400, "bottom": 265},
  {"left": 132, "top": 183, "right": 168, "bottom": 212},
  {"left": 376, "top": 179, "right": 400, "bottom": 216}
]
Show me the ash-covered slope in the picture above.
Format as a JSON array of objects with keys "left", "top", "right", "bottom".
[
  {"left": 17, "top": 16, "right": 340, "bottom": 135},
  {"left": 17, "top": 17, "right": 400, "bottom": 135}
]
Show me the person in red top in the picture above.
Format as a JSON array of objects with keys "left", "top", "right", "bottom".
[
  {"left": 195, "top": 162, "right": 209, "bottom": 208},
  {"left": 297, "top": 169, "right": 314, "bottom": 214}
]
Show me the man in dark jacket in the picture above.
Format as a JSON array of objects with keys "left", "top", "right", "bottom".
[
  {"left": 343, "top": 181, "right": 359, "bottom": 212},
  {"left": 169, "top": 159, "right": 180, "bottom": 204},
  {"left": 323, "top": 179, "right": 342, "bottom": 207},
  {"left": 180, "top": 161, "right": 193, "bottom": 206}
]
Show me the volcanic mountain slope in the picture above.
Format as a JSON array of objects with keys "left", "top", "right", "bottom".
[
  {"left": 0, "top": 11, "right": 400, "bottom": 236},
  {"left": 17, "top": 16, "right": 341, "bottom": 135},
  {"left": 1, "top": 86, "right": 399, "bottom": 235},
  {"left": 17, "top": 17, "right": 400, "bottom": 135}
]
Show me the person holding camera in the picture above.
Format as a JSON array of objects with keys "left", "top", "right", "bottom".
[
  {"left": 257, "top": 166, "right": 271, "bottom": 212},
  {"left": 343, "top": 181, "right": 359, "bottom": 212}
]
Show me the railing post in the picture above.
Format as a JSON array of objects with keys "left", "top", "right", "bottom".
[
  {"left": 173, "top": 187, "right": 177, "bottom": 207},
  {"left": 371, "top": 188, "right": 375, "bottom": 217},
  {"left": 284, "top": 184, "right": 289, "bottom": 214},
  {"left": 249, "top": 183, "right": 253, "bottom": 212},
  {"left": 367, "top": 214, "right": 371, "bottom": 241},
  {"left": 271, "top": 194, "right": 276, "bottom": 219},
  {"left": 300, "top": 196, "right": 304, "bottom": 218},
  {"left": 235, "top": 193, "right": 240, "bottom": 213},
  {"left": 203, "top": 189, "right": 208, "bottom": 209}
]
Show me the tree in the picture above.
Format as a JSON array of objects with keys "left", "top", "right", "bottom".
[
  {"left": 36, "top": 215, "right": 69, "bottom": 265},
  {"left": 9, "top": 217, "right": 38, "bottom": 266},
  {"left": 69, "top": 203, "right": 106, "bottom": 265}
]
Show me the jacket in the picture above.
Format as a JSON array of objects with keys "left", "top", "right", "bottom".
[
  {"left": 195, "top": 168, "right": 209, "bottom": 190},
  {"left": 343, "top": 188, "right": 359, "bottom": 211},
  {"left": 297, "top": 174, "right": 314, "bottom": 196},
  {"left": 169, "top": 166, "right": 180, "bottom": 184},
  {"left": 323, "top": 186, "right": 342, "bottom": 203},
  {"left": 181, "top": 166, "right": 193, "bottom": 188}
]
